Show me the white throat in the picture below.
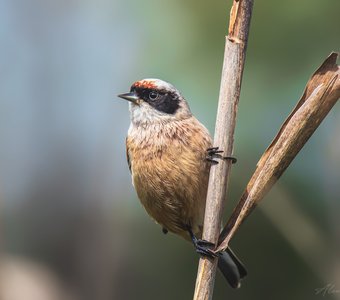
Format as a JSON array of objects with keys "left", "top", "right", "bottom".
[{"left": 129, "top": 101, "right": 191, "bottom": 128}]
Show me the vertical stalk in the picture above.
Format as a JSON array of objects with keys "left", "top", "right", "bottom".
[{"left": 193, "top": 1, "right": 254, "bottom": 299}]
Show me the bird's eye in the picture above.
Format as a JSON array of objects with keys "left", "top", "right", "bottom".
[{"left": 148, "top": 91, "right": 159, "bottom": 101}]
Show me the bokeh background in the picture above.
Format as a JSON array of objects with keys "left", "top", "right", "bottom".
[{"left": 0, "top": 0, "right": 339, "bottom": 299}]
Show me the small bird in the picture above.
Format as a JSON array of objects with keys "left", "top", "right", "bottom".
[{"left": 118, "top": 78, "right": 247, "bottom": 288}]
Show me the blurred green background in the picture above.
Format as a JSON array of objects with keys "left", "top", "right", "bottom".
[{"left": 0, "top": 0, "right": 339, "bottom": 299}]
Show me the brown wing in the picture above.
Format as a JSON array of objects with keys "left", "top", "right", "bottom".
[{"left": 125, "top": 137, "right": 131, "bottom": 173}]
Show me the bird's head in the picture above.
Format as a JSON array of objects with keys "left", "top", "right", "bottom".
[{"left": 118, "top": 79, "right": 192, "bottom": 126}]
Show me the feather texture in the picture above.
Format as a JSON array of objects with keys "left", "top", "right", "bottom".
[{"left": 126, "top": 116, "right": 212, "bottom": 238}]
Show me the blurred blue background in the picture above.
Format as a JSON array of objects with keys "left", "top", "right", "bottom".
[{"left": 0, "top": 0, "right": 339, "bottom": 299}]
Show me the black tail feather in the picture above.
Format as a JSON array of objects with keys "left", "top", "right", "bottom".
[
  {"left": 217, "top": 247, "right": 247, "bottom": 288},
  {"left": 226, "top": 247, "right": 247, "bottom": 279}
]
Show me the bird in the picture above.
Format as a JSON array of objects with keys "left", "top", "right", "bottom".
[{"left": 118, "top": 78, "right": 247, "bottom": 288}]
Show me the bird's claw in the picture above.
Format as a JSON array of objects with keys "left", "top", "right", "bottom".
[
  {"left": 187, "top": 226, "right": 218, "bottom": 258},
  {"left": 206, "top": 147, "right": 237, "bottom": 164},
  {"left": 194, "top": 239, "right": 218, "bottom": 258}
]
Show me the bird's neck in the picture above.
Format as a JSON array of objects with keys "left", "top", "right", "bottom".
[{"left": 128, "top": 117, "right": 192, "bottom": 148}]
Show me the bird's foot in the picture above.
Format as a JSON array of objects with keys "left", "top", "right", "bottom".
[
  {"left": 162, "top": 227, "right": 168, "bottom": 234},
  {"left": 187, "top": 226, "right": 218, "bottom": 258},
  {"left": 206, "top": 147, "right": 237, "bottom": 165},
  {"left": 193, "top": 238, "right": 218, "bottom": 258}
]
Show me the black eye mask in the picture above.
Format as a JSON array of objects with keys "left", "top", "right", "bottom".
[{"left": 133, "top": 87, "right": 180, "bottom": 115}]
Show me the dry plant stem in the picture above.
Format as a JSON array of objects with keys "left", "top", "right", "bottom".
[
  {"left": 193, "top": 1, "right": 254, "bottom": 299},
  {"left": 217, "top": 52, "right": 340, "bottom": 252}
]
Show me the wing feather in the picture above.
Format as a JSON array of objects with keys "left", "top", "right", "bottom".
[{"left": 125, "top": 137, "right": 132, "bottom": 173}]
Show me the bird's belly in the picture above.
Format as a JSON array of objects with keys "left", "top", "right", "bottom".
[{"left": 131, "top": 149, "right": 209, "bottom": 236}]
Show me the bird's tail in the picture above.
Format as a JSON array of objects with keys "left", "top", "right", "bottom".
[{"left": 217, "top": 247, "right": 247, "bottom": 288}]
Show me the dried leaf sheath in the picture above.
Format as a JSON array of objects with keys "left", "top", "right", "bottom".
[{"left": 217, "top": 52, "right": 340, "bottom": 252}]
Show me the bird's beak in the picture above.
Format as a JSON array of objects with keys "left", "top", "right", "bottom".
[{"left": 118, "top": 91, "right": 140, "bottom": 105}]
